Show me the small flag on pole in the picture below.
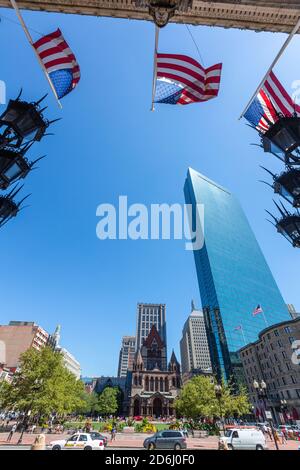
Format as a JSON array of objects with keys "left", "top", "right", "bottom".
[
  {"left": 243, "top": 71, "right": 300, "bottom": 133},
  {"left": 234, "top": 325, "right": 242, "bottom": 331},
  {"left": 33, "top": 29, "right": 80, "bottom": 100},
  {"left": 154, "top": 53, "right": 222, "bottom": 105},
  {"left": 253, "top": 305, "right": 263, "bottom": 316}
]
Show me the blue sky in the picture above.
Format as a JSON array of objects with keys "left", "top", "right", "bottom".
[{"left": 0, "top": 8, "right": 299, "bottom": 376}]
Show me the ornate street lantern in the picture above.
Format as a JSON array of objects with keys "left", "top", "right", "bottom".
[
  {"left": 0, "top": 185, "right": 29, "bottom": 229},
  {"left": 261, "top": 116, "right": 300, "bottom": 164},
  {"left": 0, "top": 92, "right": 53, "bottom": 148},
  {"left": 266, "top": 201, "right": 300, "bottom": 248},
  {"left": 261, "top": 166, "right": 300, "bottom": 208},
  {"left": 135, "top": 0, "right": 191, "bottom": 27},
  {"left": 0, "top": 143, "right": 44, "bottom": 190}
]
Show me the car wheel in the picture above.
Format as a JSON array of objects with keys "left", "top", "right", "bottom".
[
  {"left": 174, "top": 443, "right": 182, "bottom": 451},
  {"left": 227, "top": 444, "right": 234, "bottom": 450},
  {"left": 148, "top": 443, "right": 155, "bottom": 450},
  {"left": 256, "top": 445, "right": 264, "bottom": 450},
  {"left": 84, "top": 446, "right": 93, "bottom": 451},
  {"left": 52, "top": 445, "right": 61, "bottom": 450}
]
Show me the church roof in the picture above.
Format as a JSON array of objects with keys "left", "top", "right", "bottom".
[
  {"left": 143, "top": 325, "right": 164, "bottom": 348},
  {"left": 169, "top": 350, "right": 180, "bottom": 366},
  {"left": 135, "top": 349, "right": 144, "bottom": 365}
]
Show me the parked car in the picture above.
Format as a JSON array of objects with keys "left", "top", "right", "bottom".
[
  {"left": 48, "top": 433, "right": 105, "bottom": 451},
  {"left": 143, "top": 430, "right": 187, "bottom": 450},
  {"left": 221, "top": 428, "right": 267, "bottom": 450},
  {"left": 89, "top": 431, "right": 108, "bottom": 447}
]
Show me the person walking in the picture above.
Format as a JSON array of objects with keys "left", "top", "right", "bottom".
[
  {"left": 280, "top": 430, "right": 287, "bottom": 445},
  {"left": 7, "top": 423, "right": 17, "bottom": 442},
  {"left": 111, "top": 426, "right": 117, "bottom": 442}
]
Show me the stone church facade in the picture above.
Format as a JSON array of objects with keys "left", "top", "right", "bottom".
[{"left": 127, "top": 325, "right": 181, "bottom": 418}]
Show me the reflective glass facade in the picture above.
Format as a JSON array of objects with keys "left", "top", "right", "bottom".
[{"left": 184, "top": 168, "right": 290, "bottom": 380}]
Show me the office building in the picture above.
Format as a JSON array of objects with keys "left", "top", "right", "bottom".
[
  {"left": 180, "top": 302, "right": 212, "bottom": 381},
  {"left": 136, "top": 303, "right": 167, "bottom": 355},
  {"left": 48, "top": 325, "right": 81, "bottom": 379},
  {"left": 184, "top": 168, "right": 290, "bottom": 380},
  {"left": 118, "top": 335, "right": 136, "bottom": 378},
  {"left": 0, "top": 321, "right": 49, "bottom": 369}
]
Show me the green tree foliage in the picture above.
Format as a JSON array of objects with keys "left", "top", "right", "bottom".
[
  {"left": 95, "top": 387, "right": 119, "bottom": 416},
  {"left": 78, "top": 391, "right": 100, "bottom": 415},
  {"left": 175, "top": 376, "right": 251, "bottom": 420},
  {"left": 0, "top": 347, "right": 85, "bottom": 418}
]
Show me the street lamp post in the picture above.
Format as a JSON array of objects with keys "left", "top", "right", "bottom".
[
  {"left": 253, "top": 379, "right": 279, "bottom": 450},
  {"left": 214, "top": 384, "right": 226, "bottom": 436}
]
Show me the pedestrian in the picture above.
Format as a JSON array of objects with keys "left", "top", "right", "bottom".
[
  {"left": 267, "top": 427, "right": 273, "bottom": 441},
  {"left": 7, "top": 423, "right": 17, "bottom": 442},
  {"left": 111, "top": 427, "right": 116, "bottom": 441},
  {"left": 274, "top": 430, "right": 280, "bottom": 447},
  {"left": 280, "top": 430, "right": 287, "bottom": 445}
]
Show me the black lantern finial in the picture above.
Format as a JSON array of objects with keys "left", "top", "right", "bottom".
[
  {"left": 0, "top": 185, "right": 30, "bottom": 229},
  {"left": 0, "top": 142, "right": 45, "bottom": 190},
  {"left": 0, "top": 94, "right": 50, "bottom": 148},
  {"left": 266, "top": 201, "right": 300, "bottom": 248}
]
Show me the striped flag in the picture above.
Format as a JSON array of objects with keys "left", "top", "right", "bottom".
[
  {"left": 155, "top": 53, "right": 222, "bottom": 105},
  {"left": 253, "top": 305, "right": 263, "bottom": 316},
  {"left": 33, "top": 29, "right": 80, "bottom": 99},
  {"left": 243, "top": 71, "right": 300, "bottom": 133},
  {"left": 234, "top": 325, "right": 242, "bottom": 331}
]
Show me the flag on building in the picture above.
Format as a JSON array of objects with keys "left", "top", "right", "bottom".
[
  {"left": 33, "top": 29, "right": 80, "bottom": 99},
  {"left": 234, "top": 325, "right": 242, "bottom": 331},
  {"left": 155, "top": 53, "right": 222, "bottom": 105},
  {"left": 253, "top": 305, "right": 263, "bottom": 316},
  {"left": 243, "top": 71, "right": 300, "bottom": 133}
]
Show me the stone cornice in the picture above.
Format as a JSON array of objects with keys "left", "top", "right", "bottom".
[{"left": 0, "top": 0, "right": 300, "bottom": 33}]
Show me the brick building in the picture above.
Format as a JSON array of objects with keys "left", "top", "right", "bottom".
[
  {"left": 239, "top": 318, "right": 300, "bottom": 424},
  {"left": 0, "top": 321, "right": 49, "bottom": 369}
]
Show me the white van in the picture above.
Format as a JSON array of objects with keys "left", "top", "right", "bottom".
[{"left": 221, "top": 428, "right": 267, "bottom": 450}]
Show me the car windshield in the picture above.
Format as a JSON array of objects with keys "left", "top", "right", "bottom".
[{"left": 225, "top": 430, "right": 232, "bottom": 437}]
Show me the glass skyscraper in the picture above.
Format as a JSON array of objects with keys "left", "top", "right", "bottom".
[{"left": 184, "top": 167, "right": 290, "bottom": 380}]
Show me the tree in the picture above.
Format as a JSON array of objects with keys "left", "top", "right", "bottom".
[
  {"left": 0, "top": 347, "right": 85, "bottom": 419},
  {"left": 95, "top": 387, "right": 119, "bottom": 416},
  {"left": 175, "top": 376, "right": 251, "bottom": 420},
  {"left": 77, "top": 391, "right": 101, "bottom": 416}
]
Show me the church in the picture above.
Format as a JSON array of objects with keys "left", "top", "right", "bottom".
[{"left": 126, "top": 325, "right": 181, "bottom": 418}]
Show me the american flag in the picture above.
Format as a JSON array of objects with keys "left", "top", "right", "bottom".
[
  {"left": 234, "top": 325, "right": 242, "bottom": 331},
  {"left": 253, "top": 305, "right": 263, "bottom": 316},
  {"left": 155, "top": 53, "right": 222, "bottom": 105},
  {"left": 244, "top": 71, "right": 300, "bottom": 133},
  {"left": 33, "top": 29, "right": 80, "bottom": 100}
]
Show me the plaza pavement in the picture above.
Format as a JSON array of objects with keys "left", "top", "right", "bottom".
[{"left": 0, "top": 431, "right": 299, "bottom": 450}]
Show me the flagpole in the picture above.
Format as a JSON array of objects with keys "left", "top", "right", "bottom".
[
  {"left": 10, "top": 0, "right": 63, "bottom": 109},
  {"left": 151, "top": 25, "right": 160, "bottom": 112},
  {"left": 240, "top": 325, "right": 247, "bottom": 345},
  {"left": 262, "top": 311, "right": 269, "bottom": 327},
  {"left": 239, "top": 16, "right": 300, "bottom": 120}
]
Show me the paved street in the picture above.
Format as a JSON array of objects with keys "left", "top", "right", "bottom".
[{"left": 0, "top": 432, "right": 299, "bottom": 450}]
